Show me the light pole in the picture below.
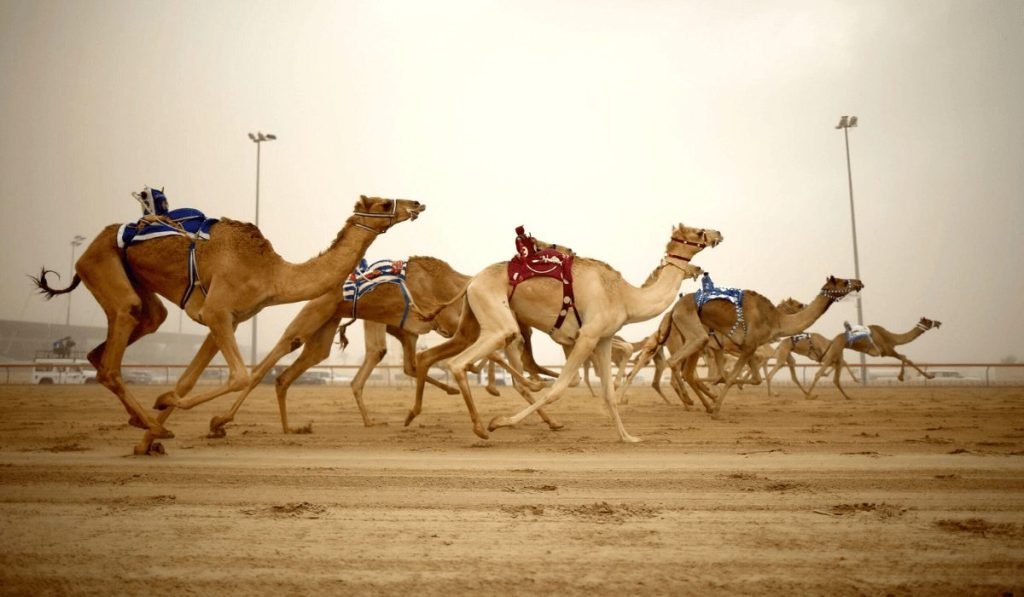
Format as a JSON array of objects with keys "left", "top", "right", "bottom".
[
  {"left": 247, "top": 131, "right": 276, "bottom": 365},
  {"left": 66, "top": 235, "right": 85, "bottom": 326},
  {"left": 835, "top": 115, "right": 867, "bottom": 384}
]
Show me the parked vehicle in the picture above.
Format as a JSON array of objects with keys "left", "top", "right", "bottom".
[
  {"left": 122, "top": 370, "right": 154, "bottom": 385},
  {"left": 295, "top": 369, "right": 331, "bottom": 385},
  {"left": 32, "top": 358, "right": 97, "bottom": 385}
]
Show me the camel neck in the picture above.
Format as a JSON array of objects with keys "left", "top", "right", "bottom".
[
  {"left": 622, "top": 262, "right": 693, "bottom": 323},
  {"left": 888, "top": 325, "right": 927, "bottom": 346},
  {"left": 777, "top": 294, "right": 834, "bottom": 336},
  {"left": 272, "top": 221, "right": 380, "bottom": 303}
]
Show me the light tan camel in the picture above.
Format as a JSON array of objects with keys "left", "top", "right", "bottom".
[
  {"left": 804, "top": 317, "right": 942, "bottom": 398},
  {"left": 198, "top": 255, "right": 550, "bottom": 435},
  {"left": 764, "top": 331, "right": 858, "bottom": 397},
  {"left": 33, "top": 196, "right": 424, "bottom": 454},
  {"left": 410, "top": 224, "right": 722, "bottom": 442},
  {"left": 622, "top": 276, "right": 863, "bottom": 417}
]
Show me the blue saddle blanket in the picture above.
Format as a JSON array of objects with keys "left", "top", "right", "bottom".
[
  {"left": 694, "top": 273, "right": 744, "bottom": 311},
  {"left": 342, "top": 259, "right": 408, "bottom": 302},
  {"left": 117, "top": 208, "right": 218, "bottom": 249},
  {"left": 790, "top": 333, "right": 812, "bottom": 344},
  {"left": 845, "top": 324, "right": 872, "bottom": 345}
]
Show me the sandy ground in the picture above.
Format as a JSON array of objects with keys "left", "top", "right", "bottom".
[{"left": 1, "top": 380, "right": 1022, "bottom": 596}]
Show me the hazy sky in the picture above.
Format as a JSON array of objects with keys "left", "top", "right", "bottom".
[{"left": 1, "top": 0, "right": 1022, "bottom": 365}]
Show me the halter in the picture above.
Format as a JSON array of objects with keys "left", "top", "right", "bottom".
[
  {"left": 351, "top": 200, "right": 399, "bottom": 234},
  {"left": 915, "top": 321, "right": 930, "bottom": 332},
  {"left": 819, "top": 286, "right": 854, "bottom": 302},
  {"left": 671, "top": 235, "right": 709, "bottom": 250}
]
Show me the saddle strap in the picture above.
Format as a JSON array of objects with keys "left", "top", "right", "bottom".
[{"left": 179, "top": 240, "right": 208, "bottom": 309}]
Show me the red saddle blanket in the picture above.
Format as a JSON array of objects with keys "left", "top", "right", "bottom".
[{"left": 507, "top": 226, "right": 581, "bottom": 331}]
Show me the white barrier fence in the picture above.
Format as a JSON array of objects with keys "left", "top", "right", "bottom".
[{"left": 1, "top": 362, "right": 1022, "bottom": 388}]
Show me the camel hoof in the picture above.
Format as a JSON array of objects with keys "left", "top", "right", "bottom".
[
  {"left": 525, "top": 379, "right": 546, "bottom": 392},
  {"left": 153, "top": 393, "right": 179, "bottom": 411},
  {"left": 622, "top": 435, "right": 643, "bottom": 444},
  {"left": 547, "top": 419, "right": 565, "bottom": 431},
  {"left": 473, "top": 425, "right": 489, "bottom": 440},
  {"left": 364, "top": 420, "right": 388, "bottom": 428},
  {"left": 209, "top": 415, "right": 231, "bottom": 431},
  {"left": 485, "top": 387, "right": 500, "bottom": 397},
  {"left": 446, "top": 387, "right": 461, "bottom": 396},
  {"left": 404, "top": 411, "right": 417, "bottom": 427},
  {"left": 488, "top": 416, "right": 511, "bottom": 432},
  {"left": 134, "top": 442, "right": 165, "bottom": 456},
  {"left": 207, "top": 426, "right": 227, "bottom": 440},
  {"left": 710, "top": 411, "right": 722, "bottom": 420}
]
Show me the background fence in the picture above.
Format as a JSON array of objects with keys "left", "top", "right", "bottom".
[{"left": 1, "top": 362, "right": 1022, "bottom": 388}]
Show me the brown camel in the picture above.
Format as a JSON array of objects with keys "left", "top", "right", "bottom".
[
  {"left": 33, "top": 195, "right": 424, "bottom": 454},
  {"left": 764, "top": 331, "right": 859, "bottom": 397},
  {"left": 622, "top": 276, "right": 864, "bottom": 417},
  {"left": 628, "top": 297, "right": 806, "bottom": 407},
  {"left": 198, "top": 255, "right": 550, "bottom": 435},
  {"left": 410, "top": 223, "right": 722, "bottom": 442},
  {"left": 804, "top": 317, "right": 942, "bottom": 399}
]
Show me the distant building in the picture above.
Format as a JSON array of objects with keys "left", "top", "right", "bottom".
[{"left": 0, "top": 319, "right": 211, "bottom": 365}]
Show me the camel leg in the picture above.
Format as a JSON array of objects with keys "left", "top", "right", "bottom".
[
  {"left": 709, "top": 352, "right": 752, "bottom": 418},
  {"left": 487, "top": 347, "right": 563, "bottom": 430},
  {"left": 680, "top": 353, "right": 715, "bottom": 411},
  {"left": 202, "top": 291, "right": 347, "bottom": 433},
  {"left": 832, "top": 361, "right": 853, "bottom": 400},
  {"left": 648, "top": 348, "right": 673, "bottom": 405},
  {"left": 491, "top": 331, "right": 643, "bottom": 443},
  {"left": 667, "top": 364, "right": 696, "bottom": 410},
  {"left": 486, "top": 354, "right": 545, "bottom": 392},
  {"left": 135, "top": 333, "right": 222, "bottom": 454},
  {"left": 77, "top": 263, "right": 174, "bottom": 443},
  {"left": 804, "top": 363, "right": 831, "bottom": 400},
  {"left": 445, "top": 323, "right": 521, "bottom": 440},
  {"left": 408, "top": 305, "right": 479, "bottom": 427},
  {"left": 896, "top": 353, "right": 933, "bottom": 380},
  {"left": 589, "top": 338, "right": 641, "bottom": 442}
]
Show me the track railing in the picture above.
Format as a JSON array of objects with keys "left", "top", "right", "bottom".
[{"left": 0, "top": 362, "right": 1022, "bottom": 387}]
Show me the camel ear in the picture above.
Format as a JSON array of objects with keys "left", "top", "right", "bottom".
[{"left": 359, "top": 194, "right": 368, "bottom": 200}]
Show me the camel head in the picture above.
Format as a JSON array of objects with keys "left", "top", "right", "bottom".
[
  {"left": 350, "top": 195, "right": 426, "bottom": 234},
  {"left": 918, "top": 317, "right": 942, "bottom": 330},
  {"left": 818, "top": 276, "right": 864, "bottom": 302},
  {"left": 776, "top": 297, "right": 808, "bottom": 315},
  {"left": 663, "top": 224, "right": 722, "bottom": 277}
]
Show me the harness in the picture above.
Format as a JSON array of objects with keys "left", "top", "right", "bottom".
[
  {"left": 339, "top": 259, "right": 413, "bottom": 329},
  {"left": 117, "top": 208, "right": 218, "bottom": 309},
  {"left": 350, "top": 200, "right": 398, "bottom": 235},
  {"left": 507, "top": 226, "right": 581, "bottom": 333},
  {"left": 693, "top": 273, "right": 746, "bottom": 341},
  {"left": 844, "top": 323, "right": 877, "bottom": 349}
]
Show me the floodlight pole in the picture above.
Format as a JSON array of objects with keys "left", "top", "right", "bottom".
[
  {"left": 248, "top": 132, "right": 276, "bottom": 366},
  {"left": 66, "top": 235, "right": 85, "bottom": 326},
  {"left": 836, "top": 116, "right": 867, "bottom": 384}
]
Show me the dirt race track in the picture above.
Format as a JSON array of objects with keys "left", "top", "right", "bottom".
[{"left": 1, "top": 381, "right": 1023, "bottom": 596}]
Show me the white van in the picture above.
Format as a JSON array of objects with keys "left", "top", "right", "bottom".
[{"left": 32, "top": 358, "right": 97, "bottom": 385}]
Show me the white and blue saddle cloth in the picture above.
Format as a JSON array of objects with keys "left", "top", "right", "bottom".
[
  {"left": 342, "top": 259, "right": 412, "bottom": 327},
  {"left": 116, "top": 208, "right": 218, "bottom": 249},
  {"left": 845, "top": 324, "right": 872, "bottom": 346},
  {"left": 692, "top": 272, "right": 746, "bottom": 338}
]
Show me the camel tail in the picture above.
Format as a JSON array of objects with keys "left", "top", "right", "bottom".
[
  {"left": 416, "top": 285, "right": 468, "bottom": 322},
  {"left": 30, "top": 269, "right": 81, "bottom": 299}
]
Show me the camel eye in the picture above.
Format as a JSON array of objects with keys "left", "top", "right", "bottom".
[{"left": 382, "top": 200, "right": 393, "bottom": 212}]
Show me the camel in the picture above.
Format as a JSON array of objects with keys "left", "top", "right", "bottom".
[
  {"left": 622, "top": 276, "right": 864, "bottom": 417},
  {"left": 409, "top": 223, "right": 722, "bottom": 442},
  {"left": 763, "top": 331, "right": 859, "bottom": 397},
  {"left": 628, "top": 297, "right": 807, "bottom": 407},
  {"left": 33, "top": 195, "right": 424, "bottom": 454},
  {"left": 198, "top": 255, "right": 552, "bottom": 435},
  {"left": 804, "top": 317, "right": 942, "bottom": 399}
]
